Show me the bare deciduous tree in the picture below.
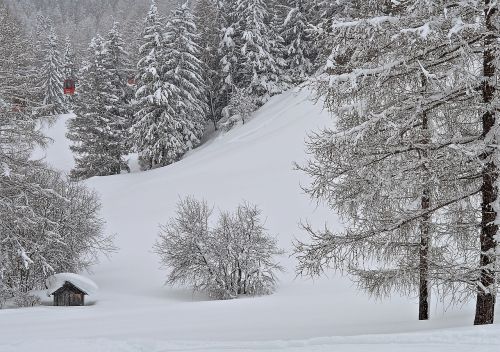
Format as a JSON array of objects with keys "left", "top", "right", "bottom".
[{"left": 154, "top": 197, "right": 284, "bottom": 299}]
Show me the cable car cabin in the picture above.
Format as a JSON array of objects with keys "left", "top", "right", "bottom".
[
  {"left": 127, "top": 76, "right": 136, "bottom": 86},
  {"left": 64, "top": 79, "right": 76, "bottom": 95}
]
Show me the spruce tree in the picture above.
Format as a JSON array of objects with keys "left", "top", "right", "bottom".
[
  {"left": 164, "top": 2, "right": 207, "bottom": 151},
  {"left": 40, "top": 25, "right": 66, "bottom": 115},
  {"left": 103, "top": 21, "right": 134, "bottom": 159},
  {"left": 62, "top": 36, "right": 76, "bottom": 107},
  {"left": 132, "top": 1, "right": 184, "bottom": 169},
  {"left": 194, "top": 0, "right": 223, "bottom": 129},
  {"left": 235, "top": 0, "right": 284, "bottom": 104},
  {"left": 67, "top": 36, "right": 128, "bottom": 179},
  {"left": 281, "top": 0, "right": 315, "bottom": 82}
]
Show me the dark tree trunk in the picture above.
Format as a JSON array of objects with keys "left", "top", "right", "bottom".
[
  {"left": 419, "top": 74, "right": 430, "bottom": 321},
  {"left": 475, "top": 0, "right": 498, "bottom": 326},
  {"left": 419, "top": 187, "right": 430, "bottom": 321}
]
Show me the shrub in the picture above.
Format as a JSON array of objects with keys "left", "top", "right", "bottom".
[{"left": 154, "top": 197, "right": 284, "bottom": 299}]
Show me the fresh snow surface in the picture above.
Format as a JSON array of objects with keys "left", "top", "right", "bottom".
[
  {"left": 2, "top": 89, "right": 499, "bottom": 351},
  {"left": 46, "top": 273, "right": 99, "bottom": 296}
]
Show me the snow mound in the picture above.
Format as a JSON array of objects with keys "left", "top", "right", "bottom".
[{"left": 46, "top": 273, "right": 99, "bottom": 296}]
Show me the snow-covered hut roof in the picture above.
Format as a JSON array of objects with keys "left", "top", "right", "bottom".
[{"left": 46, "top": 273, "right": 98, "bottom": 296}]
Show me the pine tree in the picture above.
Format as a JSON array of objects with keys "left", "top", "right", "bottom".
[
  {"left": 164, "top": 2, "right": 207, "bottom": 151},
  {"left": 67, "top": 36, "right": 128, "bottom": 179},
  {"left": 40, "top": 25, "right": 66, "bottom": 115},
  {"left": 132, "top": 1, "right": 184, "bottom": 169}
]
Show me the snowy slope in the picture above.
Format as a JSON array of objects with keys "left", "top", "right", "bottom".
[{"left": 2, "top": 89, "right": 499, "bottom": 351}]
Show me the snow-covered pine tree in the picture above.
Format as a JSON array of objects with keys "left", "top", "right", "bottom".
[
  {"left": 0, "top": 1, "right": 38, "bottom": 113},
  {"left": 235, "top": 0, "right": 285, "bottom": 104},
  {"left": 62, "top": 36, "right": 76, "bottom": 107},
  {"left": 132, "top": 1, "right": 184, "bottom": 170},
  {"left": 218, "top": 0, "right": 239, "bottom": 113},
  {"left": 103, "top": 21, "right": 134, "bottom": 159},
  {"left": 67, "top": 35, "right": 128, "bottom": 179},
  {"left": 194, "top": 0, "right": 224, "bottom": 129},
  {"left": 295, "top": 0, "right": 498, "bottom": 324},
  {"left": 40, "top": 24, "right": 67, "bottom": 116},
  {"left": 280, "top": 0, "right": 315, "bottom": 83},
  {"left": 218, "top": 0, "right": 286, "bottom": 114},
  {"left": 164, "top": 2, "right": 207, "bottom": 151}
]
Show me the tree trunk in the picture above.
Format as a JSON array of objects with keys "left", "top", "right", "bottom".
[
  {"left": 474, "top": 0, "right": 498, "bottom": 326},
  {"left": 420, "top": 187, "right": 430, "bottom": 320},
  {"left": 419, "top": 74, "right": 430, "bottom": 321}
]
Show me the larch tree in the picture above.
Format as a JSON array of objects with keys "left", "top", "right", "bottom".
[{"left": 295, "top": 0, "right": 499, "bottom": 324}]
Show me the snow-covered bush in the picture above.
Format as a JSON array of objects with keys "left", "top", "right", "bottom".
[
  {"left": 13, "top": 292, "right": 41, "bottom": 308},
  {"left": 219, "top": 88, "right": 257, "bottom": 131},
  {"left": 154, "top": 197, "right": 284, "bottom": 299}
]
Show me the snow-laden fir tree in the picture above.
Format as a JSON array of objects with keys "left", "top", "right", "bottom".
[
  {"left": 219, "top": 0, "right": 286, "bottom": 113},
  {"left": 62, "top": 36, "right": 76, "bottom": 107},
  {"left": 280, "top": 0, "right": 315, "bottom": 83},
  {"left": 235, "top": 0, "right": 285, "bottom": 104},
  {"left": 62, "top": 36, "right": 76, "bottom": 81},
  {"left": 67, "top": 35, "right": 128, "bottom": 179},
  {"left": 194, "top": 0, "right": 224, "bottom": 129},
  {"left": 218, "top": 0, "right": 239, "bottom": 113},
  {"left": 132, "top": 1, "right": 184, "bottom": 170},
  {"left": 164, "top": 2, "right": 207, "bottom": 151},
  {"left": 103, "top": 21, "right": 135, "bottom": 158},
  {"left": 295, "top": 0, "right": 499, "bottom": 324},
  {"left": 0, "top": 1, "right": 38, "bottom": 113},
  {"left": 40, "top": 25, "right": 67, "bottom": 116}
]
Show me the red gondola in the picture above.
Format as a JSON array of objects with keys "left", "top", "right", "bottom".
[
  {"left": 64, "top": 79, "right": 76, "bottom": 95},
  {"left": 127, "top": 76, "right": 136, "bottom": 86}
]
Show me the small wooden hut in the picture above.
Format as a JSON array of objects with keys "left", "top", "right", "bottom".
[
  {"left": 51, "top": 281, "right": 87, "bottom": 306},
  {"left": 46, "top": 273, "right": 98, "bottom": 307}
]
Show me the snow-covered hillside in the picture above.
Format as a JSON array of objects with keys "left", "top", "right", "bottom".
[{"left": 1, "top": 90, "right": 498, "bottom": 351}]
